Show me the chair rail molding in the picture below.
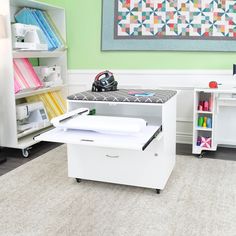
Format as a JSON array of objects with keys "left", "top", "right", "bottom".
[{"left": 67, "top": 69, "right": 233, "bottom": 144}]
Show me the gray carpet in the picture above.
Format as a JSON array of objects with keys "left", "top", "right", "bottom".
[{"left": 0, "top": 145, "right": 235, "bottom": 236}]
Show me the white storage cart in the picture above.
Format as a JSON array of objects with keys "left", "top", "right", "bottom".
[{"left": 35, "top": 89, "right": 177, "bottom": 193}]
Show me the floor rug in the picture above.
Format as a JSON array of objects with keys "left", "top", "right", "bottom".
[{"left": 0, "top": 145, "right": 235, "bottom": 236}]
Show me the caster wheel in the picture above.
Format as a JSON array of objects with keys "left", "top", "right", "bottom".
[
  {"left": 198, "top": 152, "right": 205, "bottom": 158},
  {"left": 156, "top": 189, "right": 161, "bottom": 194},
  {"left": 76, "top": 178, "right": 82, "bottom": 183},
  {"left": 22, "top": 149, "right": 29, "bottom": 158}
]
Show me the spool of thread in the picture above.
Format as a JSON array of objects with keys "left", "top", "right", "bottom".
[
  {"left": 197, "top": 136, "right": 201, "bottom": 146},
  {"left": 198, "top": 116, "right": 204, "bottom": 127},
  {"left": 199, "top": 101, "right": 204, "bottom": 107},
  {"left": 203, "top": 117, "right": 207, "bottom": 128},
  {"left": 203, "top": 101, "right": 209, "bottom": 111},
  {"left": 209, "top": 96, "right": 213, "bottom": 112},
  {"left": 198, "top": 104, "right": 203, "bottom": 111},
  {"left": 207, "top": 117, "right": 212, "bottom": 128}
]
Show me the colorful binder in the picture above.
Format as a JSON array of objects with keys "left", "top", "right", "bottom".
[
  {"left": 50, "top": 91, "right": 66, "bottom": 112},
  {"left": 43, "top": 11, "right": 66, "bottom": 48},
  {"left": 13, "top": 58, "right": 43, "bottom": 93},
  {"left": 15, "top": 7, "right": 66, "bottom": 51},
  {"left": 13, "top": 60, "right": 30, "bottom": 90},
  {"left": 26, "top": 92, "right": 66, "bottom": 120},
  {"left": 15, "top": 8, "right": 55, "bottom": 50}
]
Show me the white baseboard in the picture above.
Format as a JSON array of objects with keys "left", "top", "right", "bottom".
[{"left": 67, "top": 69, "right": 234, "bottom": 144}]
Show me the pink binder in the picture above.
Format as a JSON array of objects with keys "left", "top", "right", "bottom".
[
  {"left": 13, "top": 75, "right": 21, "bottom": 94},
  {"left": 13, "top": 60, "right": 30, "bottom": 89},
  {"left": 22, "top": 58, "right": 43, "bottom": 88},
  {"left": 13, "top": 58, "right": 43, "bottom": 89}
]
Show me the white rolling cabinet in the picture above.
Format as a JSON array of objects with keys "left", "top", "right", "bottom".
[
  {"left": 36, "top": 92, "right": 177, "bottom": 193},
  {"left": 0, "top": 0, "right": 67, "bottom": 157}
]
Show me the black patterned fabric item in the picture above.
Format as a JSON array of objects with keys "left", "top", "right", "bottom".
[{"left": 67, "top": 89, "right": 177, "bottom": 104}]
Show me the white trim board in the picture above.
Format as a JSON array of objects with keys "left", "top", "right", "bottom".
[{"left": 67, "top": 69, "right": 236, "bottom": 144}]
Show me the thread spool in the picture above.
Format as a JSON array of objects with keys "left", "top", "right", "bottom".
[
  {"left": 203, "top": 101, "right": 209, "bottom": 111},
  {"left": 197, "top": 136, "right": 201, "bottom": 146},
  {"left": 207, "top": 117, "right": 212, "bottom": 128},
  {"left": 198, "top": 116, "right": 204, "bottom": 127},
  {"left": 203, "top": 117, "right": 207, "bottom": 128}
]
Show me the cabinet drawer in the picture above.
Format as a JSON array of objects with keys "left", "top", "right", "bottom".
[{"left": 67, "top": 136, "right": 169, "bottom": 189}]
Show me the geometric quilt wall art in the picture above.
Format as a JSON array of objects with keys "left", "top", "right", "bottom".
[
  {"left": 116, "top": 0, "right": 236, "bottom": 39},
  {"left": 102, "top": 0, "right": 236, "bottom": 51}
]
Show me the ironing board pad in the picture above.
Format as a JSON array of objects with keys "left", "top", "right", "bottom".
[{"left": 67, "top": 89, "right": 177, "bottom": 104}]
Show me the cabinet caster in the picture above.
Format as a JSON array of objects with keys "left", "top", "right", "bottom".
[
  {"left": 198, "top": 151, "right": 205, "bottom": 159},
  {"left": 76, "top": 178, "right": 82, "bottom": 183},
  {"left": 22, "top": 148, "right": 30, "bottom": 158},
  {"left": 156, "top": 189, "right": 161, "bottom": 194}
]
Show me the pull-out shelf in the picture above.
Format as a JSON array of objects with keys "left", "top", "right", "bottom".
[{"left": 35, "top": 125, "right": 162, "bottom": 151}]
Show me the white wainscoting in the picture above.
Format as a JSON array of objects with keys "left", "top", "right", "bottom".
[{"left": 67, "top": 69, "right": 234, "bottom": 144}]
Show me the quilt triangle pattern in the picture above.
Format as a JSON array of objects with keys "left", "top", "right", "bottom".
[{"left": 115, "top": 0, "right": 236, "bottom": 39}]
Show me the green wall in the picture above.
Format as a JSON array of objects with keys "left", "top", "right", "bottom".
[{"left": 41, "top": 0, "right": 236, "bottom": 70}]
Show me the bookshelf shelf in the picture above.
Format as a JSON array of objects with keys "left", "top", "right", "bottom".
[
  {"left": 195, "top": 127, "right": 212, "bottom": 131},
  {"left": 17, "top": 125, "right": 53, "bottom": 149},
  {"left": 196, "top": 110, "right": 213, "bottom": 114},
  {"left": 17, "top": 122, "right": 52, "bottom": 139},
  {"left": 10, "top": 0, "right": 64, "bottom": 11},
  {"left": 0, "top": 0, "right": 67, "bottom": 156},
  {"left": 13, "top": 50, "right": 66, "bottom": 59},
  {"left": 193, "top": 145, "right": 217, "bottom": 153},
  {"left": 15, "top": 84, "right": 65, "bottom": 99}
]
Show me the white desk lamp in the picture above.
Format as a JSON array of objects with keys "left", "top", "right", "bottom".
[{"left": 0, "top": 14, "right": 7, "bottom": 164}]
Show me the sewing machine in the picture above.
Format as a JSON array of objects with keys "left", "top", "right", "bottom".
[
  {"left": 11, "top": 23, "right": 48, "bottom": 51},
  {"left": 33, "top": 66, "right": 62, "bottom": 87},
  {"left": 16, "top": 102, "right": 49, "bottom": 135}
]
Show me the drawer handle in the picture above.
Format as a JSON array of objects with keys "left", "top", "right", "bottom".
[
  {"left": 106, "top": 155, "right": 119, "bottom": 158},
  {"left": 80, "top": 139, "right": 94, "bottom": 142}
]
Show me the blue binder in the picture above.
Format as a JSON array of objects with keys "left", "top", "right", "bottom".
[
  {"left": 34, "top": 10, "right": 62, "bottom": 49},
  {"left": 15, "top": 8, "right": 56, "bottom": 51}
]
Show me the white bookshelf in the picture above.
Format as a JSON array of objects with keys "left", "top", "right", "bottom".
[{"left": 0, "top": 0, "right": 67, "bottom": 157}]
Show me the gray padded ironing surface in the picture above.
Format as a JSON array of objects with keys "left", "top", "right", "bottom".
[{"left": 67, "top": 89, "right": 177, "bottom": 104}]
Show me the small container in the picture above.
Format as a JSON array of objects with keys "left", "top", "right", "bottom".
[
  {"left": 198, "top": 104, "right": 203, "bottom": 111},
  {"left": 207, "top": 117, "right": 212, "bottom": 128},
  {"left": 203, "top": 117, "right": 207, "bottom": 128},
  {"left": 197, "top": 136, "right": 201, "bottom": 146},
  {"left": 203, "top": 101, "right": 209, "bottom": 111},
  {"left": 198, "top": 116, "right": 204, "bottom": 127}
]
